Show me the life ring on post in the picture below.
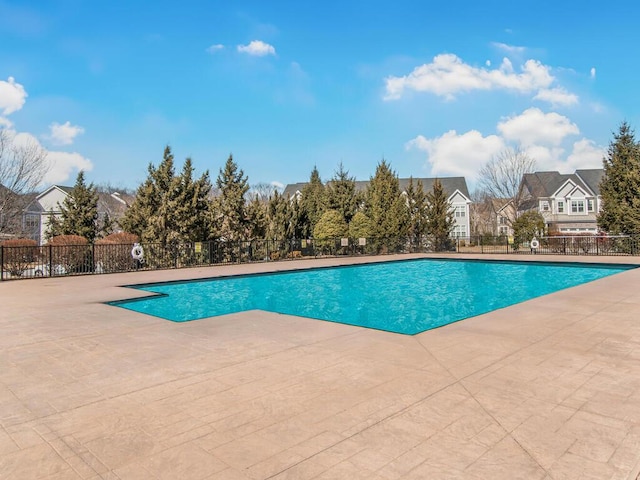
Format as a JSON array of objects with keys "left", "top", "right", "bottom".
[
  {"left": 530, "top": 238, "right": 540, "bottom": 249},
  {"left": 131, "top": 243, "right": 145, "bottom": 262}
]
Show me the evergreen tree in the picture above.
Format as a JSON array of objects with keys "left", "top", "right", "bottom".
[
  {"left": 121, "top": 146, "right": 177, "bottom": 246},
  {"left": 405, "top": 177, "right": 428, "bottom": 247},
  {"left": 245, "top": 194, "right": 268, "bottom": 239},
  {"left": 121, "top": 146, "right": 211, "bottom": 246},
  {"left": 598, "top": 122, "right": 640, "bottom": 234},
  {"left": 300, "top": 166, "right": 325, "bottom": 237},
  {"left": 424, "top": 179, "right": 455, "bottom": 251},
  {"left": 215, "top": 154, "right": 250, "bottom": 242},
  {"left": 56, "top": 171, "right": 99, "bottom": 242},
  {"left": 100, "top": 211, "right": 115, "bottom": 238},
  {"left": 348, "top": 211, "right": 373, "bottom": 239},
  {"left": 266, "top": 190, "right": 291, "bottom": 240},
  {"left": 171, "top": 158, "right": 212, "bottom": 242},
  {"left": 513, "top": 211, "right": 545, "bottom": 250},
  {"left": 364, "top": 160, "right": 408, "bottom": 240},
  {"left": 313, "top": 209, "right": 348, "bottom": 239},
  {"left": 325, "top": 162, "right": 359, "bottom": 225}
]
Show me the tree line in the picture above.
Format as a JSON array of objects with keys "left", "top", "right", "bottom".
[{"left": 47, "top": 146, "right": 456, "bottom": 250}]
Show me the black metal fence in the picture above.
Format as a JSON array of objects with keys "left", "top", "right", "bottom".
[
  {"left": 2, "top": 235, "right": 639, "bottom": 280},
  {"left": 456, "top": 235, "right": 640, "bottom": 256},
  {"left": 0, "top": 237, "right": 408, "bottom": 280}
]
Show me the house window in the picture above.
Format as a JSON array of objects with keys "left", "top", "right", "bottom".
[
  {"left": 24, "top": 214, "right": 40, "bottom": 229},
  {"left": 498, "top": 216, "right": 507, "bottom": 225},
  {"left": 587, "top": 199, "right": 594, "bottom": 212},
  {"left": 451, "top": 225, "right": 466, "bottom": 237},
  {"left": 570, "top": 200, "right": 585, "bottom": 214},
  {"left": 454, "top": 206, "right": 466, "bottom": 217},
  {"left": 541, "top": 201, "right": 550, "bottom": 211},
  {"left": 498, "top": 226, "right": 508, "bottom": 235},
  {"left": 557, "top": 201, "right": 564, "bottom": 213}
]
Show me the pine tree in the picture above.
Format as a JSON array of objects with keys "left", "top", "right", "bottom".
[
  {"left": 172, "top": 158, "right": 212, "bottom": 242},
  {"left": 266, "top": 190, "right": 291, "bottom": 240},
  {"left": 325, "top": 162, "right": 359, "bottom": 225},
  {"left": 598, "top": 122, "right": 640, "bottom": 234},
  {"left": 405, "top": 177, "right": 427, "bottom": 247},
  {"left": 364, "top": 160, "right": 408, "bottom": 240},
  {"left": 245, "top": 194, "right": 268, "bottom": 239},
  {"left": 300, "top": 166, "right": 325, "bottom": 237},
  {"left": 215, "top": 155, "right": 249, "bottom": 242},
  {"left": 56, "top": 171, "right": 99, "bottom": 242},
  {"left": 121, "top": 146, "right": 211, "bottom": 246},
  {"left": 424, "top": 179, "right": 455, "bottom": 251},
  {"left": 348, "top": 211, "right": 372, "bottom": 239}
]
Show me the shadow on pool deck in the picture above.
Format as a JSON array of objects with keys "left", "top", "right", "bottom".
[{"left": 1, "top": 253, "right": 640, "bottom": 479}]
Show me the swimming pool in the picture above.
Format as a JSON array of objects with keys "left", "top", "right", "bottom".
[{"left": 110, "top": 259, "right": 634, "bottom": 334}]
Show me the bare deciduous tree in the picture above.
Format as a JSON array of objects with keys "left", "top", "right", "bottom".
[
  {"left": 0, "top": 129, "right": 49, "bottom": 235},
  {"left": 477, "top": 147, "right": 536, "bottom": 227},
  {"left": 249, "top": 182, "right": 279, "bottom": 203}
]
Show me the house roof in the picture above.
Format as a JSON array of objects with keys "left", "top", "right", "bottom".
[
  {"left": 575, "top": 169, "right": 605, "bottom": 195},
  {"left": 283, "top": 176, "right": 471, "bottom": 201},
  {"left": 521, "top": 169, "right": 604, "bottom": 198}
]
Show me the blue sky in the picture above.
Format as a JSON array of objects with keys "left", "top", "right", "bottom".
[{"left": 1, "top": 0, "right": 639, "bottom": 192}]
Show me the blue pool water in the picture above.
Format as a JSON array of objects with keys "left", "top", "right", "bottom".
[{"left": 110, "top": 259, "right": 634, "bottom": 334}]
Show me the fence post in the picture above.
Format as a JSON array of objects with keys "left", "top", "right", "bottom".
[
  {"left": 48, "top": 243, "right": 53, "bottom": 277},
  {"left": 0, "top": 245, "right": 3, "bottom": 281}
]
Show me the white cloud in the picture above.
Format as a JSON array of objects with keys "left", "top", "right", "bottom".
[
  {"left": 383, "top": 53, "right": 579, "bottom": 107},
  {"left": 406, "top": 130, "right": 505, "bottom": 179},
  {"left": 4, "top": 129, "right": 92, "bottom": 185},
  {"left": 533, "top": 87, "right": 579, "bottom": 106},
  {"left": 47, "top": 121, "right": 85, "bottom": 146},
  {"left": 206, "top": 44, "right": 224, "bottom": 54},
  {"left": 43, "top": 151, "right": 93, "bottom": 184},
  {"left": 0, "top": 76, "right": 27, "bottom": 115},
  {"left": 497, "top": 108, "right": 579, "bottom": 147},
  {"left": 0, "top": 116, "right": 13, "bottom": 128},
  {"left": 237, "top": 40, "right": 276, "bottom": 57},
  {"left": 566, "top": 138, "right": 605, "bottom": 170},
  {"left": 590, "top": 67, "right": 596, "bottom": 79}
]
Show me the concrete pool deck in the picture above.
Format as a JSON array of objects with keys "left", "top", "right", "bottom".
[{"left": 1, "top": 253, "right": 640, "bottom": 479}]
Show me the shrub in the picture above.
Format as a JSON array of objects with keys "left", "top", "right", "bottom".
[
  {"left": 47, "top": 235, "right": 91, "bottom": 274},
  {"left": 0, "top": 238, "right": 39, "bottom": 277},
  {"left": 95, "top": 232, "right": 140, "bottom": 272}
]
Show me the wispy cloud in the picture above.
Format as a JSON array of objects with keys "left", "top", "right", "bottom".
[
  {"left": 237, "top": 40, "right": 276, "bottom": 57},
  {"left": 492, "top": 42, "right": 526, "bottom": 55},
  {"left": 206, "top": 44, "right": 224, "bottom": 54}
]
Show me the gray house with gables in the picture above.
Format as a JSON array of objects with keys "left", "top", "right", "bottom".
[{"left": 520, "top": 169, "right": 604, "bottom": 234}]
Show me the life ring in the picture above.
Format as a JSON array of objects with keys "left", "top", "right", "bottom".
[
  {"left": 131, "top": 243, "right": 144, "bottom": 261},
  {"left": 530, "top": 238, "right": 540, "bottom": 249}
]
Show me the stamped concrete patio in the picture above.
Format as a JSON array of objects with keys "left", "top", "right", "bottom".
[{"left": 1, "top": 254, "right": 640, "bottom": 479}]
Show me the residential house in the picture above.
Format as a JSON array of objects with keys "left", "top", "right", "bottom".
[
  {"left": 23, "top": 185, "right": 134, "bottom": 244},
  {"left": 283, "top": 176, "right": 472, "bottom": 238},
  {"left": 519, "top": 169, "right": 604, "bottom": 234}
]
